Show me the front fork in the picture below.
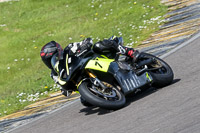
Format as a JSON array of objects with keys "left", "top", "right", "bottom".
[{"left": 86, "top": 70, "right": 108, "bottom": 92}]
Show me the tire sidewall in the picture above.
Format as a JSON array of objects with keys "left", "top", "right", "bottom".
[
  {"left": 78, "top": 81, "right": 126, "bottom": 110},
  {"left": 140, "top": 53, "right": 174, "bottom": 87}
]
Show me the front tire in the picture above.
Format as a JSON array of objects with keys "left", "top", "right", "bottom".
[
  {"left": 78, "top": 81, "right": 126, "bottom": 110},
  {"left": 80, "top": 96, "right": 93, "bottom": 107}
]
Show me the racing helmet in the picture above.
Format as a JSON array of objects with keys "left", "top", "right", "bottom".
[{"left": 40, "top": 41, "right": 63, "bottom": 69}]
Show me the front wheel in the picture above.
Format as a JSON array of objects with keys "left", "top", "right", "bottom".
[
  {"left": 80, "top": 96, "right": 93, "bottom": 107},
  {"left": 138, "top": 53, "right": 174, "bottom": 87},
  {"left": 78, "top": 81, "right": 126, "bottom": 110}
]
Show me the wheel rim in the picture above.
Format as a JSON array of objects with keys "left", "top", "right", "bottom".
[
  {"left": 88, "top": 82, "right": 122, "bottom": 101},
  {"left": 149, "top": 59, "right": 168, "bottom": 74},
  {"left": 138, "top": 55, "right": 168, "bottom": 75}
]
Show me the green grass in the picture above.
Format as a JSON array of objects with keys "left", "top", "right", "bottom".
[{"left": 0, "top": 0, "right": 167, "bottom": 117}]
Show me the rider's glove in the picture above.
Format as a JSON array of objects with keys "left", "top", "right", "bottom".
[
  {"left": 50, "top": 70, "right": 59, "bottom": 83},
  {"left": 125, "top": 48, "right": 140, "bottom": 62},
  {"left": 52, "top": 75, "right": 59, "bottom": 83}
]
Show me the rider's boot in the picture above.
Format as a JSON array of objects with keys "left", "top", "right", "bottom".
[{"left": 125, "top": 48, "right": 140, "bottom": 62}]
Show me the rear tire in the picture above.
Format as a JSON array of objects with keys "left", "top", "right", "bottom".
[
  {"left": 139, "top": 53, "right": 174, "bottom": 87},
  {"left": 78, "top": 81, "right": 126, "bottom": 110}
]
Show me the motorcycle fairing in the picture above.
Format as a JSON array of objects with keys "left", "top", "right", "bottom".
[
  {"left": 108, "top": 62, "right": 152, "bottom": 95},
  {"left": 85, "top": 58, "right": 114, "bottom": 72},
  {"left": 85, "top": 57, "right": 152, "bottom": 95},
  {"left": 59, "top": 55, "right": 92, "bottom": 84}
]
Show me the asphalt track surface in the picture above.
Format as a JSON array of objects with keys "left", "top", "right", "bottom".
[{"left": 10, "top": 35, "right": 200, "bottom": 133}]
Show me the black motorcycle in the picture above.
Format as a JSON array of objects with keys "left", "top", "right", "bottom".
[{"left": 52, "top": 37, "right": 174, "bottom": 110}]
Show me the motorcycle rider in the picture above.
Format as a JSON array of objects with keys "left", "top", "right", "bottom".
[{"left": 40, "top": 36, "right": 140, "bottom": 96}]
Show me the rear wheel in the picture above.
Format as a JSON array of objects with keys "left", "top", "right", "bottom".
[
  {"left": 78, "top": 81, "right": 126, "bottom": 110},
  {"left": 138, "top": 53, "right": 174, "bottom": 87}
]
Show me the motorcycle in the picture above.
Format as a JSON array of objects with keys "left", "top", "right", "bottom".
[{"left": 52, "top": 37, "right": 174, "bottom": 110}]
